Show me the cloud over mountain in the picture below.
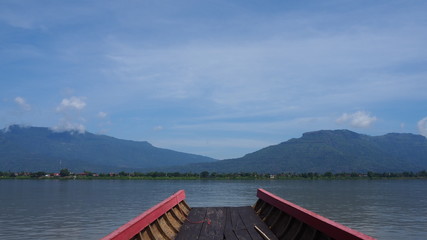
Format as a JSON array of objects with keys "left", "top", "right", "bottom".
[
  {"left": 336, "top": 111, "right": 377, "bottom": 128},
  {"left": 53, "top": 96, "right": 87, "bottom": 133},
  {"left": 418, "top": 117, "right": 427, "bottom": 137}
]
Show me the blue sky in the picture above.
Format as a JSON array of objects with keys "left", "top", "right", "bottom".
[{"left": 1, "top": 0, "right": 427, "bottom": 159}]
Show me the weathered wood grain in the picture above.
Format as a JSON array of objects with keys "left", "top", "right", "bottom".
[{"left": 175, "top": 207, "right": 276, "bottom": 240}]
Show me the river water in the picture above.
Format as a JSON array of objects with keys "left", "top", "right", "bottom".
[{"left": 0, "top": 179, "right": 426, "bottom": 239}]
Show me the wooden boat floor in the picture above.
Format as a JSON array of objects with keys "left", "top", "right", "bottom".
[{"left": 175, "top": 206, "right": 278, "bottom": 240}]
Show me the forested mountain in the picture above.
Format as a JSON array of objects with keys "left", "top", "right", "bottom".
[
  {"left": 2, "top": 126, "right": 426, "bottom": 173},
  {"left": 164, "top": 130, "right": 427, "bottom": 173},
  {"left": 0, "top": 125, "right": 216, "bottom": 172}
]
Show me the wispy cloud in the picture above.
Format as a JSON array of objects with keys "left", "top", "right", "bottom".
[
  {"left": 418, "top": 117, "right": 427, "bottom": 137},
  {"left": 153, "top": 125, "right": 163, "bottom": 131},
  {"left": 102, "top": 16, "right": 427, "bottom": 119},
  {"left": 14, "top": 97, "right": 31, "bottom": 111},
  {"left": 98, "top": 111, "right": 107, "bottom": 118},
  {"left": 172, "top": 116, "right": 329, "bottom": 135},
  {"left": 2, "top": 1, "right": 427, "bottom": 158},
  {"left": 336, "top": 111, "right": 377, "bottom": 128},
  {"left": 51, "top": 121, "right": 85, "bottom": 134},
  {"left": 151, "top": 137, "right": 274, "bottom": 159},
  {"left": 56, "top": 97, "right": 86, "bottom": 112}
]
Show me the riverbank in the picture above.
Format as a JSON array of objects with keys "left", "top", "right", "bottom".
[{"left": 1, "top": 170, "right": 426, "bottom": 180}]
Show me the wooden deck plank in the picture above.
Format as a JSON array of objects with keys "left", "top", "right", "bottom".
[
  {"left": 175, "top": 207, "right": 277, "bottom": 240},
  {"left": 175, "top": 208, "right": 207, "bottom": 240},
  {"left": 230, "top": 207, "right": 253, "bottom": 240},
  {"left": 224, "top": 207, "right": 239, "bottom": 240},
  {"left": 237, "top": 206, "right": 279, "bottom": 240},
  {"left": 198, "top": 207, "right": 227, "bottom": 240}
]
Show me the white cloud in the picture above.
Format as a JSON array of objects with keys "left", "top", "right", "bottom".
[
  {"left": 98, "top": 111, "right": 107, "bottom": 118},
  {"left": 56, "top": 97, "right": 86, "bottom": 112},
  {"left": 417, "top": 117, "right": 427, "bottom": 137},
  {"left": 14, "top": 97, "right": 31, "bottom": 111},
  {"left": 2, "top": 124, "right": 30, "bottom": 133},
  {"left": 336, "top": 111, "right": 377, "bottom": 128},
  {"left": 51, "top": 121, "right": 85, "bottom": 134},
  {"left": 53, "top": 96, "right": 87, "bottom": 133},
  {"left": 153, "top": 126, "right": 163, "bottom": 131}
]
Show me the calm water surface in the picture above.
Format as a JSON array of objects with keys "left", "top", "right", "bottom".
[{"left": 0, "top": 179, "right": 426, "bottom": 239}]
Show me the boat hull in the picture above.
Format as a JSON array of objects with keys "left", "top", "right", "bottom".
[
  {"left": 101, "top": 190, "right": 190, "bottom": 240},
  {"left": 255, "top": 189, "right": 376, "bottom": 240},
  {"left": 102, "top": 189, "right": 376, "bottom": 240}
]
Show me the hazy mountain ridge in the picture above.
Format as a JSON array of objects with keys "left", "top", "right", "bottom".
[
  {"left": 0, "top": 125, "right": 216, "bottom": 172},
  {"left": 1, "top": 126, "right": 426, "bottom": 173},
  {"left": 160, "top": 130, "right": 427, "bottom": 173}
]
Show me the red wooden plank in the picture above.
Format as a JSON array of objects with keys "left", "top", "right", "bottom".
[
  {"left": 101, "top": 190, "right": 186, "bottom": 240},
  {"left": 257, "top": 189, "right": 376, "bottom": 240}
]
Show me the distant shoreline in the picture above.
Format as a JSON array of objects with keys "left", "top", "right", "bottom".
[
  {"left": 1, "top": 170, "right": 426, "bottom": 180},
  {"left": 1, "top": 177, "right": 426, "bottom": 180}
]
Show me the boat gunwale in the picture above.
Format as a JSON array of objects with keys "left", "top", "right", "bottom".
[
  {"left": 257, "top": 188, "right": 376, "bottom": 240},
  {"left": 101, "top": 189, "right": 186, "bottom": 240}
]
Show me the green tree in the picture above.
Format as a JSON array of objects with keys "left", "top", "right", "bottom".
[
  {"left": 200, "top": 171, "right": 209, "bottom": 178},
  {"left": 31, "top": 171, "right": 46, "bottom": 178},
  {"left": 324, "top": 172, "right": 333, "bottom": 178},
  {"left": 59, "top": 168, "right": 70, "bottom": 177}
]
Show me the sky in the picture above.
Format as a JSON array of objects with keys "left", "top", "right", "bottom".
[{"left": 1, "top": 0, "right": 427, "bottom": 159}]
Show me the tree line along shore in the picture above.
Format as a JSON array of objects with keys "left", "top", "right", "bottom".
[{"left": 1, "top": 169, "right": 427, "bottom": 180}]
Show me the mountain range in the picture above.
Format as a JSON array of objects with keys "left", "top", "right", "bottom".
[
  {"left": 1, "top": 125, "right": 426, "bottom": 173},
  {"left": 166, "top": 129, "right": 427, "bottom": 173},
  {"left": 0, "top": 125, "right": 216, "bottom": 172}
]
